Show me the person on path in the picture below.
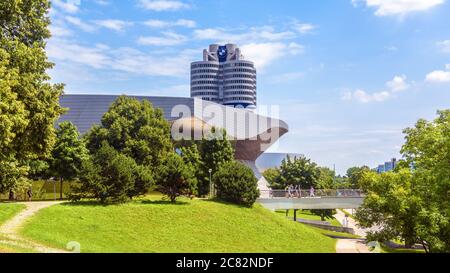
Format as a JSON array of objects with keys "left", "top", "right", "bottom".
[{"left": 27, "top": 187, "right": 33, "bottom": 201}]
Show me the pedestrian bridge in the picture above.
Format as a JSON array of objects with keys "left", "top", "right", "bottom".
[{"left": 257, "top": 189, "right": 364, "bottom": 210}]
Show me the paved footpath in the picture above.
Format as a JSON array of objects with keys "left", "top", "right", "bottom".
[
  {"left": 334, "top": 209, "right": 371, "bottom": 253},
  {"left": 0, "top": 201, "right": 68, "bottom": 253}
]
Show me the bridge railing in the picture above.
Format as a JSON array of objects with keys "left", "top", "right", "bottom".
[{"left": 259, "top": 189, "right": 364, "bottom": 199}]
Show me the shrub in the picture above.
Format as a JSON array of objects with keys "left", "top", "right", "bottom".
[
  {"left": 71, "top": 142, "right": 153, "bottom": 204},
  {"left": 157, "top": 153, "right": 197, "bottom": 202},
  {"left": 213, "top": 161, "right": 259, "bottom": 207}
]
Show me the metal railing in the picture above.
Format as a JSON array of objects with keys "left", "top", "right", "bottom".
[{"left": 259, "top": 189, "right": 364, "bottom": 199}]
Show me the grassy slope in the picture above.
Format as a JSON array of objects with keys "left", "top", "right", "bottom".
[
  {"left": 21, "top": 198, "right": 337, "bottom": 253},
  {"left": 275, "top": 210, "right": 342, "bottom": 227},
  {"left": 0, "top": 203, "right": 28, "bottom": 253},
  {"left": 0, "top": 203, "right": 26, "bottom": 226}
]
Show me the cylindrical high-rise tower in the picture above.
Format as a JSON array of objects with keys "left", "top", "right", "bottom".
[{"left": 190, "top": 44, "right": 257, "bottom": 109}]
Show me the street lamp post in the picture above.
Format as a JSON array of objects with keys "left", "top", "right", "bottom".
[{"left": 209, "top": 169, "right": 213, "bottom": 199}]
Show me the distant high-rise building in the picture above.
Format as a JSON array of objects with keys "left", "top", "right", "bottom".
[
  {"left": 190, "top": 44, "right": 257, "bottom": 109},
  {"left": 375, "top": 158, "right": 398, "bottom": 173}
]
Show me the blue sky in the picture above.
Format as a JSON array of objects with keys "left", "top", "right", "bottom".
[{"left": 48, "top": 0, "right": 450, "bottom": 174}]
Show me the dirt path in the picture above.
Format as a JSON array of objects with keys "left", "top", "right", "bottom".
[{"left": 0, "top": 201, "right": 68, "bottom": 253}]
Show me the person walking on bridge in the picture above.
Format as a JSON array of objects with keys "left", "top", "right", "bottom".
[
  {"left": 288, "top": 184, "right": 294, "bottom": 198},
  {"left": 309, "top": 186, "right": 315, "bottom": 197}
]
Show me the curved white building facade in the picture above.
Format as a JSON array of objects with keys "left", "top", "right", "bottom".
[{"left": 191, "top": 44, "right": 257, "bottom": 109}]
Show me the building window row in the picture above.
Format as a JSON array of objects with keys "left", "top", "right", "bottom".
[
  {"left": 224, "top": 91, "right": 255, "bottom": 96},
  {"left": 224, "top": 97, "right": 255, "bottom": 102},
  {"left": 191, "top": 75, "right": 218, "bottom": 80},
  {"left": 224, "top": 79, "right": 255, "bottom": 85},
  {"left": 191, "top": 63, "right": 219, "bottom": 69},
  {"left": 224, "top": 68, "right": 255, "bottom": 73},
  {"left": 224, "top": 74, "right": 256, "bottom": 79},
  {"left": 191, "top": 86, "right": 219, "bottom": 91},
  {"left": 223, "top": 63, "right": 254, "bottom": 68},
  {"left": 224, "top": 85, "right": 256, "bottom": 91},
  {"left": 191, "top": 80, "right": 219, "bottom": 85},
  {"left": 191, "top": 91, "right": 218, "bottom": 96},
  {"left": 191, "top": 69, "right": 219, "bottom": 74}
]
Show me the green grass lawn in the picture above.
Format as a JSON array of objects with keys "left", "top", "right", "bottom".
[
  {"left": 0, "top": 203, "right": 26, "bottom": 226},
  {"left": 380, "top": 243, "right": 426, "bottom": 253},
  {"left": 21, "top": 197, "right": 337, "bottom": 253},
  {"left": 275, "top": 209, "right": 342, "bottom": 227}
]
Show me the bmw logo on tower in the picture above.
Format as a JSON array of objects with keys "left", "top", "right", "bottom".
[{"left": 190, "top": 44, "right": 257, "bottom": 110}]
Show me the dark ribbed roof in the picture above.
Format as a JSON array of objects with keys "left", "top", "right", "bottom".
[{"left": 59, "top": 94, "right": 194, "bottom": 134}]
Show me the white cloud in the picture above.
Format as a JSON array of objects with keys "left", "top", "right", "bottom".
[
  {"left": 137, "top": 31, "right": 187, "bottom": 46},
  {"left": 143, "top": 19, "right": 196, "bottom": 28},
  {"left": 240, "top": 42, "right": 303, "bottom": 70},
  {"left": 47, "top": 38, "right": 195, "bottom": 77},
  {"left": 49, "top": 24, "right": 73, "bottom": 37},
  {"left": 385, "top": 45, "right": 398, "bottom": 51},
  {"left": 192, "top": 25, "right": 304, "bottom": 70},
  {"left": 65, "top": 17, "right": 133, "bottom": 33},
  {"left": 52, "top": 0, "right": 81, "bottom": 14},
  {"left": 138, "top": 0, "right": 190, "bottom": 11},
  {"left": 94, "top": 20, "right": 133, "bottom": 32},
  {"left": 47, "top": 39, "right": 110, "bottom": 69},
  {"left": 386, "top": 75, "right": 409, "bottom": 92},
  {"left": 293, "top": 23, "right": 316, "bottom": 34},
  {"left": 342, "top": 89, "right": 391, "bottom": 103},
  {"left": 342, "top": 75, "right": 410, "bottom": 103},
  {"left": 437, "top": 40, "right": 450, "bottom": 53},
  {"left": 352, "top": 0, "right": 445, "bottom": 16},
  {"left": 193, "top": 26, "right": 296, "bottom": 44},
  {"left": 65, "top": 16, "right": 96, "bottom": 32},
  {"left": 94, "top": 0, "right": 110, "bottom": 5},
  {"left": 426, "top": 64, "right": 450, "bottom": 82}
]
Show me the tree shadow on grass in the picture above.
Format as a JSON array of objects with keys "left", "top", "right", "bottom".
[
  {"left": 200, "top": 198, "right": 253, "bottom": 209},
  {"left": 60, "top": 201, "right": 109, "bottom": 207},
  {"left": 140, "top": 199, "right": 190, "bottom": 206}
]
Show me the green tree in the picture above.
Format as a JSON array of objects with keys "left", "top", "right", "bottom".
[
  {"left": 401, "top": 110, "right": 450, "bottom": 252},
  {"left": 26, "top": 159, "right": 49, "bottom": 180},
  {"left": 48, "top": 122, "right": 89, "bottom": 199},
  {"left": 213, "top": 161, "right": 259, "bottom": 207},
  {"left": 316, "top": 167, "right": 336, "bottom": 189},
  {"left": 179, "top": 143, "right": 202, "bottom": 188},
  {"left": 268, "top": 155, "right": 320, "bottom": 190},
  {"left": 85, "top": 96, "right": 173, "bottom": 170},
  {"left": 72, "top": 142, "right": 153, "bottom": 204},
  {"left": 0, "top": 0, "right": 63, "bottom": 194},
  {"left": 157, "top": 153, "right": 197, "bottom": 202},
  {"left": 346, "top": 166, "right": 370, "bottom": 189},
  {"left": 356, "top": 110, "right": 450, "bottom": 252},
  {"left": 262, "top": 168, "right": 281, "bottom": 188},
  {"left": 356, "top": 169, "right": 421, "bottom": 248},
  {"left": 198, "top": 128, "right": 235, "bottom": 196}
]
